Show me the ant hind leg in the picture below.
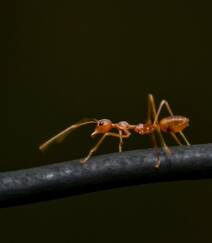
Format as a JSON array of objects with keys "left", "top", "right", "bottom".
[
  {"left": 149, "top": 133, "right": 161, "bottom": 169},
  {"left": 179, "top": 132, "right": 190, "bottom": 145},
  {"left": 153, "top": 99, "right": 174, "bottom": 124},
  {"left": 147, "top": 94, "right": 171, "bottom": 156},
  {"left": 170, "top": 132, "right": 183, "bottom": 145}
]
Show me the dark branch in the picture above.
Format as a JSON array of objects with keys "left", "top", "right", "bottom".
[{"left": 1, "top": 144, "right": 212, "bottom": 207}]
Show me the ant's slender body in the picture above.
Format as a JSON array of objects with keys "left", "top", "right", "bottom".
[{"left": 39, "top": 94, "right": 190, "bottom": 167}]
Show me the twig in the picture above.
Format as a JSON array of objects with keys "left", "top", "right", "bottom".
[{"left": 0, "top": 144, "right": 212, "bottom": 207}]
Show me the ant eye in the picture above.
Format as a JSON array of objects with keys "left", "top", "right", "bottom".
[{"left": 98, "top": 119, "right": 111, "bottom": 127}]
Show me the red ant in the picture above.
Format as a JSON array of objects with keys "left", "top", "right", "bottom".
[{"left": 39, "top": 94, "right": 190, "bottom": 167}]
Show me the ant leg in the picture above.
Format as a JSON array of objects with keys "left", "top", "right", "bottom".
[
  {"left": 170, "top": 132, "right": 182, "bottom": 145},
  {"left": 118, "top": 130, "right": 131, "bottom": 152},
  {"left": 149, "top": 133, "right": 161, "bottom": 168},
  {"left": 153, "top": 100, "right": 173, "bottom": 124},
  {"left": 81, "top": 134, "right": 107, "bottom": 164},
  {"left": 147, "top": 94, "right": 171, "bottom": 155},
  {"left": 153, "top": 99, "right": 190, "bottom": 145},
  {"left": 179, "top": 131, "right": 190, "bottom": 145},
  {"left": 147, "top": 95, "right": 160, "bottom": 167},
  {"left": 80, "top": 132, "right": 128, "bottom": 164},
  {"left": 146, "top": 94, "right": 152, "bottom": 124},
  {"left": 147, "top": 95, "right": 159, "bottom": 149},
  {"left": 147, "top": 94, "right": 171, "bottom": 168},
  {"left": 119, "top": 130, "right": 123, "bottom": 152}
]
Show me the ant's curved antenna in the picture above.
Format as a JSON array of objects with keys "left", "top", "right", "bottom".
[{"left": 39, "top": 118, "right": 97, "bottom": 151}]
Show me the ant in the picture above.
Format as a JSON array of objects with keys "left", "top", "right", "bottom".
[{"left": 39, "top": 94, "right": 190, "bottom": 167}]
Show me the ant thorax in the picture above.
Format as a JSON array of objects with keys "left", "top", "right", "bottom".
[{"left": 115, "top": 121, "right": 130, "bottom": 130}]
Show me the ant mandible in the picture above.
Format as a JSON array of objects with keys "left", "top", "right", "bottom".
[{"left": 39, "top": 94, "right": 190, "bottom": 167}]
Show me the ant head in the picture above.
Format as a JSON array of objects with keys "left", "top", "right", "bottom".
[{"left": 91, "top": 119, "right": 113, "bottom": 137}]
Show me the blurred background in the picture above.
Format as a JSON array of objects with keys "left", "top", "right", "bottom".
[{"left": 6, "top": 0, "right": 212, "bottom": 242}]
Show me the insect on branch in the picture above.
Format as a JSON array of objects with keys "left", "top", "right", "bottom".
[{"left": 39, "top": 94, "right": 190, "bottom": 166}]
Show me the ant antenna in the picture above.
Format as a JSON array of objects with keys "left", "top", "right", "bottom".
[{"left": 39, "top": 118, "right": 97, "bottom": 151}]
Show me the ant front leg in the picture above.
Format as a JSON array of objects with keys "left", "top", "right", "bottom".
[{"left": 80, "top": 132, "right": 128, "bottom": 164}]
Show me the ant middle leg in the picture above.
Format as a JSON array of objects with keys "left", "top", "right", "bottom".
[
  {"left": 119, "top": 130, "right": 123, "bottom": 152},
  {"left": 118, "top": 130, "right": 131, "bottom": 152}
]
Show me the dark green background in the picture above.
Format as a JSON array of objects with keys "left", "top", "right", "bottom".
[{"left": 6, "top": 1, "right": 212, "bottom": 242}]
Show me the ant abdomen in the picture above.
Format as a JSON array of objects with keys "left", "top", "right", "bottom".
[{"left": 159, "top": 116, "right": 189, "bottom": 133}]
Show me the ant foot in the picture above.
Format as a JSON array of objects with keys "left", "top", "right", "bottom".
[
  {"left": 155, "top": 157, "right": 160, "bottom": 169},
  {"left": 80, "top": 158, "right": 89, "bottom": 164}
]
